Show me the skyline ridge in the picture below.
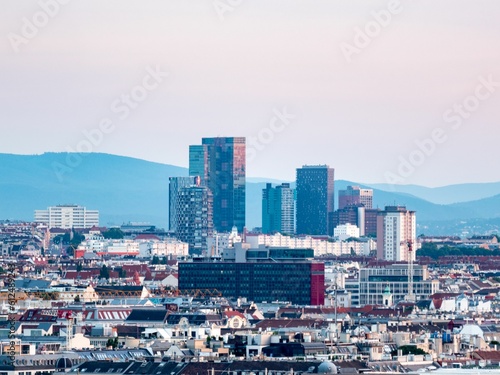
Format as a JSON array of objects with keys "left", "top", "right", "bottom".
[{"left": 0, "top": 152, "right": 499, "bottom": 234}]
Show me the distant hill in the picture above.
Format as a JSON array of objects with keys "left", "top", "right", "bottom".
[
  {"left": 368, "top": 182, "right": 500, "bottom": 205},
  {"left": 0, "top": 153, "right": 187, "bottom": 228},
  {"left": 0, "top": 153, "right": 499, "bottom": 233}
]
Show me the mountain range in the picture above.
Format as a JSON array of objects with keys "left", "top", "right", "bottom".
[{"left": 0, "top": 153, "right": 499, "bottom": 235}]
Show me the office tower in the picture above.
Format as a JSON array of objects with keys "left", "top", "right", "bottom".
[
  {"left": 188, "top": 145, "right": 208, "bottom": 180},
  {"left": 175, "top": 181, "right": 213, "bottom": 255},
  {"left": 189, "top": 137, "right": 246, "bottom": 232},
  {"left": 169, "top": 176, "right": 197, "bottom": 232},
  {"left": 262, "top": 183, "right": 295, "bottom": 235},
  {"left": 34, "top": 205, "right": 99, "bottom": 229},
  {"left": 338, "top": 185, "right": 373, "bottom": 210},
  {"left": 364, "top": 208, "right": 380, "bottom": 237},
  {"left": 331, "top": 205, "right": 381, "bottom": 237},
  {"left": 376, "top": 206, "right": 416, "bottom": 261},
  {"left": 296, "top": 165, "right": 335, "bottom": 236},
  {"left": 179, "top": 247, "right": 324, "bottom": 305}
]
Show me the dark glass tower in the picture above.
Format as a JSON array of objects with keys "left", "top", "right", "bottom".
[
  {"left": 296, "top": 165, "right": 335, "bottom": 236},
  {"left": 262, "top": 183, "right": 295, "bottom": 235},
  {"left": 189, "top": 137, "right": 246, "bottom": 232}
]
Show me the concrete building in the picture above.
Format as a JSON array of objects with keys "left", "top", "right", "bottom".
[
  {"left": 338, "top": 186, "right": 373, "bottom": 209},
  {"left": 34, "top": 205, "right": 99, "bottom": 229},
  {"left": 332, "top": 205, "right": 380, "bottom": 237},
  {"left": 169, "top": 176, "right": 198, "bottom": 232},
  {"left": 206, "top": 226, "right": 242, "bottom": 257},
  {"left": 333, "top": 223, "right": 360, "bottom": 241},
  {"left": 246, "top": 232, "right": 375, "bottom": 257},
  {"left": 179, "top": 247, "right": 325, "bottom": 305},
  {"left": 377, "top": 206, "right": 416, "bottom": 261},
  {"left": 296, "top": 165, "right": 335, "bottom": 236},
  {"left": 345, "top": 264, "right": 439, "bottom": 306},
  {"left": 262, "top": 183, "right": 294, "bottom": 235},
  {"left": 137, "top": 239, "right": 189, "bottom": 258},
  {"left": 175, "top": 184, "right": 213, "bottom": 255}
]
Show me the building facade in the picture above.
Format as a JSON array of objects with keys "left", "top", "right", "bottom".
[
  {"left": 169, "top": 176, "right": 198, "bottom": 232},
  {"left": 296, "top": 165, "right": 335, "bottom": 236},
  {"left": 345, "top": 264, "right": 439, "bottom": 306},
  {"left": 262, "top": 183, "right": 294, "bottom": 235},
  {"left": 175, "top": 185, "right": 213, "bottom": 255},
  {"left": 189, "top": 137, "right": 246, "bottom": 233},
  {"left": 333, "top": 223, "right": 360, "bottom": 240},
  {"left": 179, "top": 260, "right": 324, "bottom": 305},
  {"left": 338, "top": 186, "right": 373, "bottom": 209},
  {"left": 376, "top": 206, "right": 416, "bottom": 261},
  {"left": 34, "top": 205, "right": 99, "bottom": 229},
  {"left": 332, "top": 205, "right": 380, "bottom": 237},
  {"left": 246, "top": 233, "right": 375, "bottom": 257}
]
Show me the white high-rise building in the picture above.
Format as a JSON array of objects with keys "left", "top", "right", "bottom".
[
  {"left": 376, "top": 206, "right": 416, "bottom": 261},
  {"left": 34, "top": 205, "right": 99, "bottom": 229},
  {"left": 333, "top": 223, "right": 360, "bottom": 241}
]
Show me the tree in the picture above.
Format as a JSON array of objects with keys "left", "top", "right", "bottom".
[
  {"left": 152, "top": 255, "right": 160, "bottom": 265},
  {"left": 392, "top": 345, "right": 428, "bottom": 357},
  {"left": 118, "top": 268, "right": 127, "bottom": 278},
  {"left": 102, "top": 228, "right": 125, "bottom": 239},
  {"left": 70, "top": 232, "right": 85, "bottom": 246},
  {"left": 76, "top": 263, "right": 83, "bottom": 272},
  {"left": 100, "top": 265, "right": 110, "bottom": 280},
  {"left": 106, "top": 337, "right": 119, "bottom": 349},
  {"left": 53, "top": 235, "right": 64, "bottom": 245},
  {"left": 74, "top": 295, "right": 80, "bottom": 303}
]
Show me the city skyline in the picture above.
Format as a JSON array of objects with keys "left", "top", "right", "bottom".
[{"left": 1, "top": 1, "right": 500, "bottom": 186}]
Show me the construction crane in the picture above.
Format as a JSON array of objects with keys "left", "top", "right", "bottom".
[{"left": 404, "top": 240, "right": 415, "bottom": 303}]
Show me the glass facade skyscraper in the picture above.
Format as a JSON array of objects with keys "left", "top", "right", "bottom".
[
  {"left": 189, "top": 137, "right": 246, "bottom": 233},
  {"left": 296, "top": 165, "right": 335, "bottom": 236},
  {"left": 262, "top": 183, "right": 295, "bottom": 235}
]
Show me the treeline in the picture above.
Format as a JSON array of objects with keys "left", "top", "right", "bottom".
[{"left": 417, "top": 242, "right": 500, "bottom": 259}]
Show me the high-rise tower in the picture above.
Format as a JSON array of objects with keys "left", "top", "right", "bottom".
[
  {"left": 296, "top": 165, "right": 335, "bottom": 236},
  {"left": 262, "top": 183, "right": 295, "bottom": 235},
  {"left": 189, "top": 137, "right": 246, "bottom": 232}
]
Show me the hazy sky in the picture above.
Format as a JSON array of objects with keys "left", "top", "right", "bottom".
[{"left": 1, "top": 0, "right": 499, "bottom": 186}]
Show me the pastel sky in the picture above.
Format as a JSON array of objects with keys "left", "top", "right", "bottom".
[{"left": 1, "top": 0, "right": 499, "bottom": 186}]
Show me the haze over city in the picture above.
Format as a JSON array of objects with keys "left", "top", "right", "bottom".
[
  {"left": 3, "top": 2, "right": 500, "bottom": 374},
  {"left": 1, "top": 0, "right": 500, "bottom": 186}
]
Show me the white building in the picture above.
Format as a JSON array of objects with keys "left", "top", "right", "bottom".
[
  {"left": 77, "top": 238, "right": 188, "bottom": 258},
  {"left": 138, "top": 239, "right": 189, "bottom": 258},
  {"left": 246, "top": 232, "right": 375, "bottom": 256},
  {"left": 206, "top": 226, "right": 242, "bottom": 256},
  {"left": 333, "top": 223, "right": 360, "bottom": 240},
  {"left": 34, "top": 204, "right": 99, "bottom": 229},
  {"left": 376, "top": 206, "right": 416, "bottom": 261},
  {"left": 346, "top": 264, "right": 439, "bottom": 306}
]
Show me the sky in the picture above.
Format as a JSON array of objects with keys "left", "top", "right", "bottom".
[{"left": 1, "top": 0, "right": 499, "bottom": 187}]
